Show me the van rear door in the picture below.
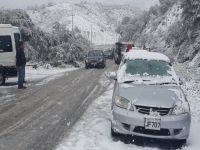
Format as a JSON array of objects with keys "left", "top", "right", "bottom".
[{"left": 0, "top": 35, "right": 16, "bottom": 66}]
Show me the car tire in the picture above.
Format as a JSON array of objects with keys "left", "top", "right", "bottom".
[
  {"left": 111, "top": 127, "right": 118, "bottom": 137},
  {"left": 0, "top": 73, "right": 5, "bottom": 86},
  {"left": 115, "top": 58, "right": 120, "bottom": 65},
  {"left": 102, "top": 63, "right": 106, "bottom": 68},
  {"left": 85, "top": 63, "right": 89, "bottom": 69},
  {"left": 174, "top": 139, "right": 187, "bottom": 145}
]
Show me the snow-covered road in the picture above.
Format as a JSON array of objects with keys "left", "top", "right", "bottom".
[
  {"left": 57, "top": 63, "right": 200, "bottom": 150},
  {"left": 0, "top": 65, "right": 77, "bottom": 104}
]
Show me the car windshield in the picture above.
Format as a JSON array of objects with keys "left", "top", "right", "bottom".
[
  {"left": 118, "top": 59, "right": 176, "bottom": 84},
  {"left": 125, "top": 59, "right": 171, "bottom": 76},
  {"left": 0, "top": 35, "right": 13, "bottom": 52},
  {"left": 88, "top": 50, "right": 103, "bottom": 57}
]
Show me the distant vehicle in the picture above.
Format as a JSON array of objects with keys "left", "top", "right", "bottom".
[
  {"left": 85, "top": 50, "right": 106, "bottom": 69},
  {"left": 108, "top": 50, "right": 191, "bottom": 144},
  {"left": 103, "top": 49, "right": 113, "bottom": 59},
  {"left": 0, "top": 24, "right": 22, "bottom": 85},
  {"left": 114, "top": 42, "right": 140, "bottom": 65}
]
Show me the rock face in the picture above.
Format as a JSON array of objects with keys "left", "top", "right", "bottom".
[{"left": 117, "top": 0, "right": 200, "bottom": 66}]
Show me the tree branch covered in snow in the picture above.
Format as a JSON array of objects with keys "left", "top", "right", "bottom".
[
  {"left": 0, "top": 9, "right": 90, "bottom": 66},
  {"left": 117, "top": 0, "right": 200, "bottom": 65}
]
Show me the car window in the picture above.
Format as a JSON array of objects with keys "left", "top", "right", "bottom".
[
  {"left": 88, "top": 51, "right": 103, "bottom": 57},
  {"left": 0, "top": 35, "right": 13, "bottom": 53},
  {"left": 125, "top": 59, "right": 172, "bottom": 76}
]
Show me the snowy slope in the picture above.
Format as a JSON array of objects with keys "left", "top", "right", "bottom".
[
  {"left": 142, "top": 2, "right": 183, "bottom": 49},
  {"left": 27, "top": 2, "right": 140, "bottom": 45}
]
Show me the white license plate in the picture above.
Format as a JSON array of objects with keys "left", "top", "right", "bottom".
[{"left": 145, "top": 118, "right": 161, "bottom": 130}]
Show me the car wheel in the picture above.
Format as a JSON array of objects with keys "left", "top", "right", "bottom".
[
  {"left": 111, "top": 127, "right": 118, "bottom": 138},
  {"left": 85, "top": 63, "right": 89, "bottom": 69},
  {"left": 0, "top": 73, "right": 5, "bottom": 86},
  {"left": 102, "top": 63, "right": 105, "bottom": 68},
  {"left": 173, "top": 139, "right": 187, "bottom": 145}
]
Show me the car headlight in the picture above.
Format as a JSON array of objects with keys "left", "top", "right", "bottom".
[
  {"left": 85, "top": 59, "right": 90, "bottom": 63},
  {"left": 172, "top": 101, "right": 190, "bottom": 115},
  {"left": 115, "top": 96, "right": 134, "bottom": 111}
]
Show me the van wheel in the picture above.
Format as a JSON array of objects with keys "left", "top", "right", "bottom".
[{"left": 0, "top": 73, "right": 5, "bottom": 86}]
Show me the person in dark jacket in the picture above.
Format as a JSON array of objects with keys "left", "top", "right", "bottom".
[{"left": 16, "top": 41, "right": 26, "bottom": 89}]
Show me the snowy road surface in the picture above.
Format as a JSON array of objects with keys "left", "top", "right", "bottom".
[
  {"left": 57, "top": 63, "right": 200, "bottom": 150},
  {"left": 0, "top": 62, "right": 117, "bottom": 150}
]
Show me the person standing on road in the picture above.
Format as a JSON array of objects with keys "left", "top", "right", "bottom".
[{"left": 16, "top": 41, "right": 27, "bottom": 89}]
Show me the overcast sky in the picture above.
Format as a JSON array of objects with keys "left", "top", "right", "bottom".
[{"left": 0, "top": 0, "right": 159, "bottom": 9}]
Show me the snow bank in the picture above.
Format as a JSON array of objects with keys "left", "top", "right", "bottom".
[{"left": 26, "top": 65, "right": 77, "bottom": 82}]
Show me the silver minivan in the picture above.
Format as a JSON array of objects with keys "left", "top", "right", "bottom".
[{"left": 109, "top": 50, "right": 191, "bottom": 144}]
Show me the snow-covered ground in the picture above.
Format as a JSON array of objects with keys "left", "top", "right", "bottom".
[
  {"left": 25, "top": 65, "right": 78, "bottom": 86},
  {"left": 0, "top": 65, "right": 77, "bottom": 104},
  {"left": 1, "top": 65, "right": 78, "bottom": 88},
  {"left": 56, "top": 63, "right": 200, "bottom": 150}
]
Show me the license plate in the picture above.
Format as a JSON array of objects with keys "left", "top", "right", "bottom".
[{"left": 145, "top": 118, "right": 161, "bottom": 130}]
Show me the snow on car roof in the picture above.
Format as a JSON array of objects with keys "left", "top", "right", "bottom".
[{"left": 124, "top": 50, "right": 170, "bottom": 62}]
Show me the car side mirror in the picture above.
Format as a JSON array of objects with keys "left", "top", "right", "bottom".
[{"left": 105, "top": 72, "right": 117, "bottom": 80}]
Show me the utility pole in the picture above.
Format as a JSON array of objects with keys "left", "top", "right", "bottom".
[
  {"left": 90, "top": 24, "right": 93, "bottom": 45},
  {"left": 72, "top": 13, "right": 75, "bottom": 32}
]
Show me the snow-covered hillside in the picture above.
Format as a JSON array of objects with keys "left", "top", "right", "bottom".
[
  {"left": 28, "top": 2, "right": 140, "bottom": 45},
  {"left": 117, "top": 0, "right": 200, "bottom": 65}
]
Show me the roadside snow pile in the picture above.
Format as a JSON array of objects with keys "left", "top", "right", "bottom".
[
  {"left": 26, "top": 65, "right": 78, "bottom": 86},
  {"left": 57, "top": 63, "right": 200, "bottom": 150},
  {"left": 0, "top": 65, "right": 78, "bottom": 88}
]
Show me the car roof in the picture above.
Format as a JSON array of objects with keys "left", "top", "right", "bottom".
[{"left": 124, "top": 50, "right": 170, "bottom": 63}]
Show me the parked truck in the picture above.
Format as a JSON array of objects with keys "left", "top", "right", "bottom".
[
  {"left": 113, "top": 42, "right": 134, "bottom": 65},
  {"left": 0, "top": 24, "right": 22, "bottom": 85}
]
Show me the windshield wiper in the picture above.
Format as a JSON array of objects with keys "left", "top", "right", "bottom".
[
  {"left": 124, "top": 80, "right": 135, "bottom": 83},
  {"left": 123, "top": 79, "right": 151, "bottom": 83},
  {"left": 157, "top": 82, "right": 177, "bottom": 85}
]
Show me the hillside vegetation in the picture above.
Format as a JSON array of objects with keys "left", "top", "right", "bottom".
[
  {"left": 28, "top": 2, "right": 140, "bottom": 45},
  {"left": 117, "top": 0, "right": 200, "bottom": 66},
  {"left": 0, "top": 9, "right": 90, "bottom": 66}
]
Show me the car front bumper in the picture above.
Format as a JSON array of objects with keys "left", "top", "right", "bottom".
[{"left": 112, "top": 106, "right": 191, "bottom": 140}]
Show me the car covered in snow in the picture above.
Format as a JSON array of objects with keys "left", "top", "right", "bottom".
[
  {"left": 109, "top": 50, "right": 191, "bottom": 143},
  {"left": 85, "top": 50, "right": 106, "bottom": 69}
]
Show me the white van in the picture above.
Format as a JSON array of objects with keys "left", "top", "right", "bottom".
[{"left": 0, "top": 24, "right": 22, "bottom": 85}]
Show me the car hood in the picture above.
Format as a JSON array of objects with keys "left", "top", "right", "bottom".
[{"left": 118, "top": 84, "right": 185, "bottom": 108}]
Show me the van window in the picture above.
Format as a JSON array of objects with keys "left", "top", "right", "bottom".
[{"left": 0, "top": 36, "right": 13, "bottom": 52}]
